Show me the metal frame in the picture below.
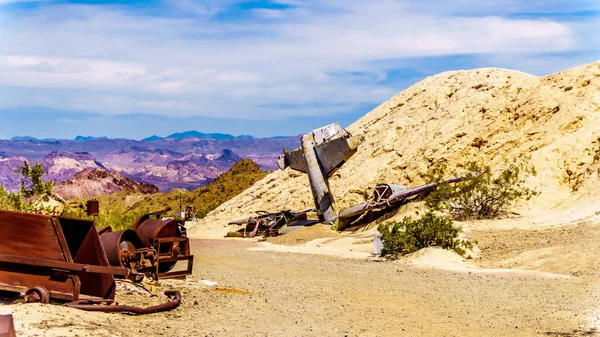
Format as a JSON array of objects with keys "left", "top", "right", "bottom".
[{"left": 154, "top": 237, "right": 193, "bottom": 279}]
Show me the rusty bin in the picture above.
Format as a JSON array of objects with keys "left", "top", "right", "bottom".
[{"left": 0, "top": 210, "right": 130, "bottom": 303}]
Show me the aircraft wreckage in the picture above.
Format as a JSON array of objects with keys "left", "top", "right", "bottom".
[
  {"left": 229, "top": 122, "right": 473, "bottom": 237},
  {"left": 0, "top": 207, "right": 192, "bottom": 315}
]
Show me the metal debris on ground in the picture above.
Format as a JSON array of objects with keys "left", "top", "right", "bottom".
[
  {"left": 0, "top": 210, "right": 134, "bottom": 304},
  {"left": 0, "top": 209, "right": 184, "bottom": 314},
  {"left": 66, "top": 290, "right": 181, "bottom": 314},
  {"left": 228, "top": 122, "right": 477, "bottom": 233},
  {"left": 338, "top": 173, "right": 478, "bottom": 227},
  {"left": 227, "top": 209, "right": 318, "bottom": 238},
  {"left": 277, "top": 122, "right": 361, "bottom": 228}
]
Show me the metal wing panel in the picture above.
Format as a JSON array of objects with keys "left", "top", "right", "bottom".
[
  {"left": 280, "top": 148, "right": 308, "bottom": 173},
  {"left": 314, "top": 136, "right": 359, "bottom": 177}
]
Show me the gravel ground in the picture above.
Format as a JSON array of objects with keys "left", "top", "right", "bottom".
[{"left": 2, "top": 238, "right": 599, "bottom": 337}]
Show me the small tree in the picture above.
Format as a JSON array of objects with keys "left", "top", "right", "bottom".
[
  {"left": 424, "top": 159, "right": 538, "bottom": 220},
  {"left": 0, "top": 160, "right": 55, "bottom": 214},
  {"left": 15, "top": 160, "right": 54, "bottom": 202},
  {"left": 377, "top": 211, "right": 472, "bottom": 258}
]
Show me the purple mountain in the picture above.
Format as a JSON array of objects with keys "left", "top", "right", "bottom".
[{"left": 0, "top": 134, "right": 300, "bottom": 192}]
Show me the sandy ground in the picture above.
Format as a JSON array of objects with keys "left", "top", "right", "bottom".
[{"left": 1, "top": 231, "right": 599, "bottom": 337}]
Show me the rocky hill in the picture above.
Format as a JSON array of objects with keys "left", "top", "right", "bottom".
[
  {"left": 190, "top": 61, "right": 600, "bottom": 238},
  {"left": 41, "top": 151, "right": 107, "bottom": 182},
  {"left": 72, "top": 159, "right": 267, "bottom": 219},
  {"left": 54, "top": 168, "right": 159, "bottom": 200}
]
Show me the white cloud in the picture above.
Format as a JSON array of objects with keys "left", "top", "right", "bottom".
[{"left": 0, "top": 0, "right": 595, "bottom": 120}]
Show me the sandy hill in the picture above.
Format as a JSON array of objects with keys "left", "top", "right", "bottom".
[
  {"left": 190, "top": 61, "right": 600, "bottom": 238},
  {"left": 54, "top": 168, "right": 158, "bottom": 200}
]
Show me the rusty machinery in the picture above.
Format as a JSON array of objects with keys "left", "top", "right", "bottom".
[
  {"left": 98, "top": 227, "right": 156, "bottom": 279},
  {"left": 131, "top": 212, "right": 193, "bottom": 279},
  {"left": 228, "top": 209, "right": 319, "bottom": 238},
  {"left": 0, "top": 210, "right": 130, "bottom": 303},
  {"left": 0, "top": 210, "right": 181, "bottom": 314},
  {"left": 98, "top": 212, "right": 193, "bottom": 280}
]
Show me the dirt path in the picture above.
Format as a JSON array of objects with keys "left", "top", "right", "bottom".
[{"left": 3, "top": 238, "right": 598, "bottom": 337}]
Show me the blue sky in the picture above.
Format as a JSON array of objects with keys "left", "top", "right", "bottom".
[{"left": 0, "top": 0, "right": 599, "bottom": 140}]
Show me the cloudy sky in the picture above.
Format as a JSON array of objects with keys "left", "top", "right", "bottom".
[{"left": 0, "top": 0, "right": 599, "bottom": 139}]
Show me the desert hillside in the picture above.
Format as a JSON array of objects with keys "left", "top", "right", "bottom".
[
  {"left": 190, "top": 61, "right": 600, "bottom": 238},
  {"left": 69, "top": 159, "right": 267, "bottom": 220},
  {"left": 54, "top": 168, "right": 158, "bottom": 200}
]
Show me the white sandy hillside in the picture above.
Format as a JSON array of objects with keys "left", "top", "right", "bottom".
[{"left": 190, "top": 61, "right": 600, "bottom": 238}]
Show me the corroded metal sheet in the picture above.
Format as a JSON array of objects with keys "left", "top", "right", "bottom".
[{"left": 0, "top": 314, "right": 16, "bottom": 337}]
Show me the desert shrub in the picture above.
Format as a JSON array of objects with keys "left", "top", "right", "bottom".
[
  {"left": 15, "top": 160, "right": 53, "bottom": 202},
  {"left": 424, "top": 159, "right": 538, "bottom": 220},
  {"left": 377, "top": 211, "right": 472, "bottom": 258},
  {"left": 0, "top": 160, "right": 55, "bottom": 215},
  {"left": 62, "top": 205, "right": 140, "bottom": 231}
]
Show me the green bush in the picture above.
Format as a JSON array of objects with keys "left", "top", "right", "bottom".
[
  {"left": 424, "top": 160, "right": 538, "bottom": 220},
  {"left": 62, "top": 205, "right": 140, "bottom": 231},
  {"left": 377, "top": 211, "right": 472, "bottom": 258},
  {"left": 0, "top": 161, "right": 55, "bottom": 215}
]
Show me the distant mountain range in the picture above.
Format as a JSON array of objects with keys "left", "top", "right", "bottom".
[
  {"left": 7, "top": 130, "right": 287, "bottom": 142},
  {"left": 0, "top": 133, "right": 300, "bottom": 194}
]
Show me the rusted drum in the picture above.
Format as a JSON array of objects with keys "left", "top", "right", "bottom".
[
  {"left": 99, "top": 230, "right": 143, "bottom": 268},
  {"left": 133, "top": 217, "right": 182, "bottom": 273}
]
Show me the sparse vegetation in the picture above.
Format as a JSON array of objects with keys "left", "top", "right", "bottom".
[
  {"left": 61, "top": 205, "right": 141, "bottom": 231},
  {"left": 377, "top": 211, "right": 472, "bottom": 258},
  {"left": 68, "top": 159, "right": 267, "bottom": 229},
  {"left": 0, "top": 160, "right": 55, "bottom": 214},
  {"left": 423, "top": 159, "right": 538, "bottom": 220}
]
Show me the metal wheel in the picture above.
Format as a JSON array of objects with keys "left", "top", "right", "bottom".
[{"left": 24, "top": 285, "right": 50, "bottom": 304}]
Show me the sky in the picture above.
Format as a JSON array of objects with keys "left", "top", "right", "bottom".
[{"left": 0, "top": 0, "right": 599, "bottom": 140}]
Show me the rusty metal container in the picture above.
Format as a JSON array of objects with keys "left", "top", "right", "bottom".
[
  {"left": 86, "top": 200, "right": 99, "bottom": 216},
  {"left": 0, "top": 210, "right": 128, "bottom": 303},
  {"left": 133, "top": 213, "right": 193, "bottom": 279},
  {"left": 0, "top": 315, "right": 16, "bottom": 337}
]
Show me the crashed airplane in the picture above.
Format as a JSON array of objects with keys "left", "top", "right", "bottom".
[{"left": 229, "top": 122, "right": 472, "bottom": 235}]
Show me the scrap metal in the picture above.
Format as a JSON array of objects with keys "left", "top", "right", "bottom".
[
  {"left": 66, "top": 290, "right": 181, "bottom": 314},
  {"left": 0, "top": 210, "right": 133, "bottom": 304},
  {"left": 231, "top": 122, "right": 477, "bottom": 232},
  {"left": 0, "top": 314, "right": 16, "bottom": 337},
  {"left": 132, "top": 212, "right": 193, "bottom": 279},
  {"left": 338, "top": 173, "right": 477, "bottom": 227},
  {"left": 0, "top": 210, "right": 183, "bottom": 314},
  {"left": 277, "top": 122, "right": 361, "bottom": 228},
  {"left": 228, "top": 209, "right": 318, "bottom": 238},
  {"left": 98, "top": 227, "right": 156, "bottom": 281}
]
